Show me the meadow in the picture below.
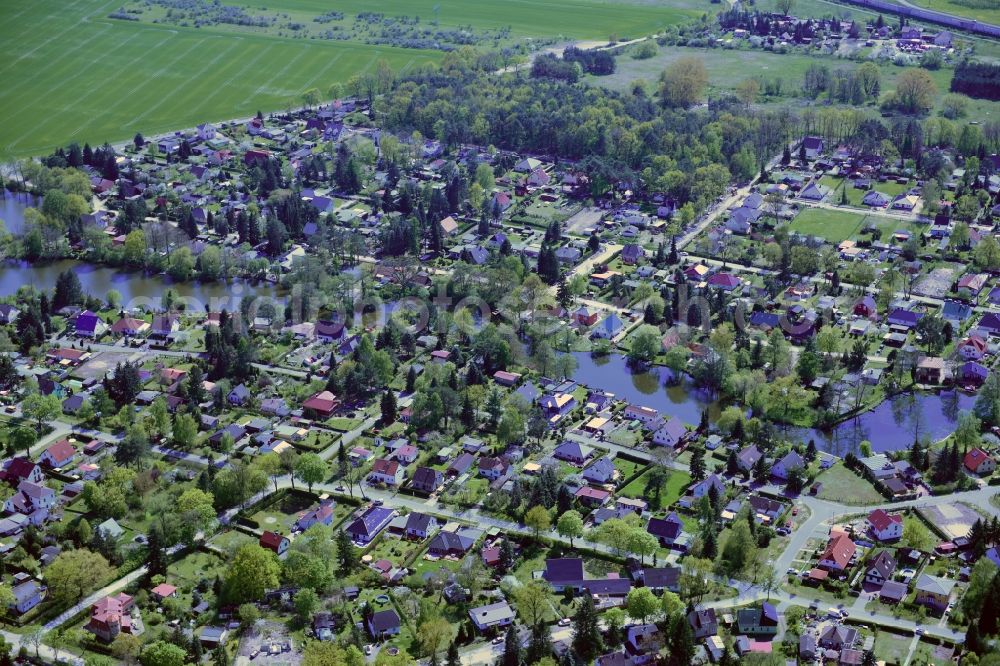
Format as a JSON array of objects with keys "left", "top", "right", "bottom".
[
  {"left": 591, "top": 42, "right": 1000, "bottom": 122},
  {"left": 0, "top": 0, "right": 709, "bottom": 160}
]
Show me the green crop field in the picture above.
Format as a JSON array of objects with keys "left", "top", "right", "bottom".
[{"left": 0, "top": 0, "right": 708, "bottom": 160}]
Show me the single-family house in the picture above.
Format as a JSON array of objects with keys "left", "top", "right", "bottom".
[
  {"left": 592, "top": 313, "right": 625, "bottom": 339},
  {"left": 553, "top": 440, "right": 593, "bottom": 465},
  {"left": 864, "top": 550, "right": 897, "bottom": 586},
  {"left": 819, "top": 533, "right": 856, "bottom": 571},
  {"left": 867, "top": 509, "right": 903, "bottom": 541},
  {"left": 965, "top": 448, "right": 995, "bottom": 475},
  {"left": 345, "top": 505, "right": 396, "bottom": 545},
  {"left": 410, "top": 466, "right": 443, "bottom": 494},
  {"left": 367, "top": 609, "right": 401, "bottom": 639},
  {"left": 469, "top": 601, "right": 516, "bottom": 632},
  {"left": 771, "top": 450, "right": 805, "bottom": 481},
  {"left": 915, "top": 574, "right": 954, "bottom": 612},
  {"left": 736, "top": 603, "right": 779, "bottom": 636},
  {"left": 687, "top": 608, "right": 718, "bottom": 639},
  {"left": 652, "top": 418, "right": 687, "bottom": 448},
  {"left": 39, "top": 440, "right": 76, "bottom": 468},
  {"left": 370, "top": 459, "right": 404, "bottom": 486}
]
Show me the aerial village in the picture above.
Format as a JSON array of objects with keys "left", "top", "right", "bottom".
[{"left": 2, "top": 15, "right": 1000, "bottom": 665}]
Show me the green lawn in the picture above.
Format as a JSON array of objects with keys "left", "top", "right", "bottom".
[
  {"left": 873, "top": 630, "right": 914, "bottom": 666},
  {"left": 618, "top": 468, "right": 692, "bottom": 509},
  {"left": 789, "top": 208, "right": 869, "bottom": 243},
  {"left": 1, "top": 0, "right": 708, "bottom": 159},
  {"left": 815, "top": 463, "right": 885, "bottom": 505}
]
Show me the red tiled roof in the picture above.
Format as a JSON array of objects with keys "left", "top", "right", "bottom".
[
  {"left": 867, "top": 509, "right": 902, "bottom": 533},
  {"left": 965, "top": 448, "right": 992, "bottom": 472}
]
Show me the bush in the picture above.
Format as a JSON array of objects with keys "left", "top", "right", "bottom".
[{"left": 632, "top": 41, "right": 657, "bottom": 60}]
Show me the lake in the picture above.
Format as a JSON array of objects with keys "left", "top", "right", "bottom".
[
  {"left": 799, "top": 390, "right": 976, "bottom": 457},
  {"left": 0, "top": 259, "right": 282, "bottom": 311},
  {"left": 569, "top": 352, "right": 722, "bottom": 426},
  {"left": 0, "top": 189, "right": 42, "bottom": 236},
  {"left": 569, "top": 352, "right": 971, "bottom": 456}
]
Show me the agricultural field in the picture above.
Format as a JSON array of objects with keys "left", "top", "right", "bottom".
[
  {"left": 883, "top": 0, "right": 1000, "bottom": 28},
  {"left": 0, "top": 0, "right": 710, "bottom": 159}
]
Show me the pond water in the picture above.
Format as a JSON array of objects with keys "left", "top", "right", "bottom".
[
  {"left": 0, "top": 190, "right": 42, "bottom": 236},
  {"left": 569, "top": 352, "right": 972, "bottom": 456},
  {"left": 569, "top": 352, "right": 722, "bottom": 426},
  {"left": 0, "top": 259, "right": 282, "bottom": 310},
  {"left": 797, "top": 390, "right": 975, "bottom": 457}
]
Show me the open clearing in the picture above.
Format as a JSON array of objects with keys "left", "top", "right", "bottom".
[
  {"left": 789, "top": 208, "right": 869, "bottom": 243},
  {"left": 0, "top": 0, "right": 708, "bottom": 159}
]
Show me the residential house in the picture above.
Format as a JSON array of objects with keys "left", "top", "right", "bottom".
[
  {"left": 294, "top": 500, "right": 335, "bottom": 531},
  {"left": 652, "top": 417, "right": 687, "bottom": 448},
  {"left": 74, "top": 310, "right": 105, "bottom": 338},
  {"left": 641, "top": 566, "right": 680, "bottom": 593},
  {"left": 582, "top": 457, "right": 617, "bottom": 485},
  {"left": 771, "top": 450, "right": 805, "bottom": 481},
  {"left": 819, "top": 625, "right": 857, "bottom": 650},
  {"left": 854, "top": 296, "right": 877, "bottom": 319},
  {"left": 862, "top": 190, "right": 890, "bottom": 207},
  {"left": 252, "top": 533, "right": 287, "bottom": 559},
  {"left": 313, "top": 612, "right": 336, "bottom": 641},
  {"left": 737, "top": 445, "right": 763, "bottom": 473},
  {"left": 0, "top": 458, "right": 44, "bottom": 486},
  {"left": 592, "top": 313, "right": 625, "bottom": 339},
  {"left": 915, "top": 574, "right": 954, "bottom": 612},
  {"left": 799, "top": 181, "right": 829, "bottom": 201},
  {"left": 85, "top": 593, "right": 136, "bottom": 642},
  {"left": 687, "top": 608, "right": 718, "bottom": 639},
  {"left": 370, "top": 459, "right": 404, "bottom": 486},
  {"left": 866, "top": 509, "right": 903, "bottom": 541},
  {"left": 110, "top": 317, "right": 148, "bottom": 337},
  {"left": 626, "top": 624, "right": 664, "bottom": 656},
  {"left": 542, "top": 558, "right": 585, "bottom": 591},
  {"left": 623, "top": 404, "right": 658, "bottom": 426},
  {"left": 410, "top": 466, "right": 444, "bottom": 494},
  {"left": 819, "top": 533, "right": 856, "bottom": 571},
  {"left": 303, "top": 390, "right": 339, "bottom": 417},
  {"left": 469, "top": 601, "right": 516, "bottom": 632},
  {"left": 916, "top": 356, "right": 945, "bottom": 384},
  {"left": 888, "top": 308, "right": 922, "bottom": 329},
  {"left": 39, "top": 440, "right": 76, "bottom": 468},
  {"left": 959, "top": 335, "right": 988, "bottom": 360},
  {"left": 427, "top": 530, "right": 475, "bottom": 557},
  {"left": 802, "top": 136, "right": 824, "bottom": 159},
  {"left": 344, "top": 505, "right": 396, "bottom": 545},
  {"left": 228, "top": 383, "right": 251, "bottom": 406},
  {"left": 553, "top": 440, "right": 593, "bottom": 465},
  {"left": 864, "top": 550, "right": 897, "bottom": 587},
  {"left": 575, "top": 486, "right": 611, "bottom": 508},
  {"left": 404, "top": 512, "right": 434, "bottom": 540},
  {"left": 621, "top": 244, "right": 644, "bottom": 265},
  {"left": 478, "top": 456, "right": 510, "bottom": 481},
  {"left": 736, "top": 603, "right": 779, "bottom": 636},
  {"left": 150, "top": 314, "right": 180, "bottom": 339},
  {"left": 689, "top": 474, "right": 725, "bottom": 500},
  {"left": 367, "top": 609, "right": 401, "bottom": 639},
  {"left": 574, "top": 306, "right": 600, "bottom": 327},
  {"left": 965, "top": 448, "right": 995, "bottom": 475},
  {"left": 10, "top": 579, "right": 45, "bottom": 614},
  {"left": 647, "top": 512, "right": 685, "bottom": 549}
]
